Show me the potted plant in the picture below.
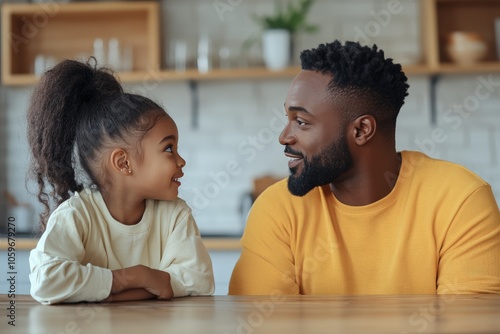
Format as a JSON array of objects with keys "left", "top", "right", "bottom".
[{"left": 252, "top": 0, "right": 318, "bottom": 70}]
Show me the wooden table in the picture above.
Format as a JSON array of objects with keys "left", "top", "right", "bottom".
[{"left": 1, "top": 294, "right": 499, "bottom": 333}]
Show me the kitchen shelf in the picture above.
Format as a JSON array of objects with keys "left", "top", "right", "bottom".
[
  {"left": 3, "top": 70, "right": 160, "bottom": 87},
  {"left": 423, "top": 0, "right": 500, "bottom": 67},
  {"left": 138, "top": 64, "right": 437, "bottom": 81},
  {"left": 3, "top": 0, "right": 500, "bottom": 86},
  {"left": 1, "top": 1, "right": 160, "bottom": 85},
  {"left": 2, "top": 1, "right": 500, "bottom": 87},
  {"left": 157, "top": 67, "right": 303, "bottom": 81},
  {"left": 434, "top": 61, "right": 500, "bottom": 74},
  {"left": 1, "top": 64, "right": 438, "bottom": 87},
  {"left": 153, "top": 64, "right": 435, "bottom": 81}
]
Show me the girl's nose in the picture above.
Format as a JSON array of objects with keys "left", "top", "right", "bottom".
[{"left": 177, "top": 154, "right": 186, "bottom": 168}]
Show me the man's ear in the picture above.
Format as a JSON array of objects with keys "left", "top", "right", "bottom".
[
  {"left": 351, "top": 115, "right": 377, "bottom": 146},
  {"left": 110, "top": 148, "right": 131, "bottom": 175}
]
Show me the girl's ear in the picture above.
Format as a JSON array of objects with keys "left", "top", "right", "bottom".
[{"left": 110, "top": 148, "right": 130, "bottom": 175}]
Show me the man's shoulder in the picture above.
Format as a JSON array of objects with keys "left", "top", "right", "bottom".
[
  {"left": 258, "top": 178, "right": 289, "bottom": 197},
  {"left": 403, "top": 150, "right": 488, "bottom": 187}
]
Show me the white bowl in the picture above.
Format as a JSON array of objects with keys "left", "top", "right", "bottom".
[
  {"left": 447, "top": 41, "right": 487, "bottom": 65},
  {"left": 446, "top": 32, "right": 487, "bottom": 65}
]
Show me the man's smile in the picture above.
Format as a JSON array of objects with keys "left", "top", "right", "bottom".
[{"left": 285, "top": 153, "right": 303, "bottom": 169}]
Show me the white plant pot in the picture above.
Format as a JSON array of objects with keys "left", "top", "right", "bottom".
[{"left": 262, "top": 29, "right": 291, "bottom": 70}]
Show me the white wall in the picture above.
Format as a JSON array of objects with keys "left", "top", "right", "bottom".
[{"left": 1, "top": 0, "right": 499, "bottom": 235}]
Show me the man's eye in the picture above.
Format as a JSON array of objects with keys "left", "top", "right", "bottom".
[{"left": 297, "top": 119, "right": 306, "bottom": 126}]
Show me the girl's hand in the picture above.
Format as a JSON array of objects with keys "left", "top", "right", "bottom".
[
  {"left": 102, "top": 288, "right": 156, "bottom": 302},
  {"left": 111, "top": 265, "right": 148, "bottom": 293},
  {"left": 110, "top": 265, "right": 173, "bottom": 300},
  {"left": 144, "top": 269, "right": 173, "bottom": 300}
]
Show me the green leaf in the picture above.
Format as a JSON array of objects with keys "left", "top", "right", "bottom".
[{"left": 251, "top": 0, "right": 318, "bottom": 33}]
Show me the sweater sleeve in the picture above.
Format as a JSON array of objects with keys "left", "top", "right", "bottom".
[
  {"left": 158, "top": 206, "right": 214, "bottom": 297},
  {"left": 29, "top": 208, "right": 113, "bottom": 305},
  {"left": 229, "top": 185, "right": 300, "bottom": 295},
  {"left": 437, "top": 184, "right": 500, "bottom": 294}
]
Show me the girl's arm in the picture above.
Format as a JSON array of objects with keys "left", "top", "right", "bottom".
[
  {"left": 29, "top": 209, "right": 114, "bottom": 304},
  {"left": 107, "top": 265, "right": 173, "bottom": 301},
  {"left": 103, "top": 289, "right": 155, "bottom": 302},
  {"left": 30, "top": 208, "right": 172, "bottom": 304},
  {"left": 158, "top": 205, "right": 215, "bottom": 297}
]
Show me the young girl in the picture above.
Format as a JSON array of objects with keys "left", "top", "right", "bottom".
[{"left": 27, "top": 59, "right": 214, "bottom": 304}]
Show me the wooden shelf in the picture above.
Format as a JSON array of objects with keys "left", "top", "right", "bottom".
[
  {"left": 157, "top": 67, "right": 303, "bottom": 81},
  {"left": 401, "top": 64, "right": 436, "bottom": 75},
  {"left": 423, "top": 0, "right": 500, "bottom": 68},
  {"left": 2, "top": 0, "right": 500, "bottom": 86},
  {"left": 1, "top": 1, "right": 160, "bottom": 85},
  {"left": 434, "top": 61, "right": 500, "bottom": 74},
  {"left": 1, "top": 64, "right": 441, "bottom": 86},
  {"left": 149, "top": 64, "right": 437, "bottom": 81}
]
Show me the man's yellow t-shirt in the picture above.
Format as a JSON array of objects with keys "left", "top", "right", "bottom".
[{"left": 229, "top": 151, "right": 500, "bottom": 295}]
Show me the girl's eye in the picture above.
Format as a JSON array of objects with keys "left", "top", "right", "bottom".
[{"left": 164, "top": 145, "right": 173, "bottom": 153}]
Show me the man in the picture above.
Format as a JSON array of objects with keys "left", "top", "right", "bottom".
[{"left": 229, "top": 40, "right": 500, "bottom": 295}]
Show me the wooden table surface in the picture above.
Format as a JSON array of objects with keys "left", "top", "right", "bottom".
[{"left": 2, "top": 294, "right": 499, "bottom": 333}]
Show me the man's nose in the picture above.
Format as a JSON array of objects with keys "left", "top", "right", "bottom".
[{"left": 279, "top": 122, "right": 295, "bottom": 146}]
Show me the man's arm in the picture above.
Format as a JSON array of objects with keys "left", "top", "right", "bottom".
[
  {"left": 229, "top": 247, "right": 299, "bottom": 295},
  {"left": 437, "top": 185, "right": 500, "bottom": 294},
  {"left": 229, "top": 184, "right": 300, "bottom": 295}
]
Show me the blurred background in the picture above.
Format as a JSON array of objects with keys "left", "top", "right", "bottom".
[{"left": 1, "top": 0, "right": 499, "bottom": 238}]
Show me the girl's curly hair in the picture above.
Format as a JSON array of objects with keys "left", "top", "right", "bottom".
[{"left": 27, "top": 59, "right": 164, "bottom": 231}]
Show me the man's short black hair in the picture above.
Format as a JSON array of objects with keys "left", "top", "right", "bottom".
[{"left": 300, "top": 40, "right": 409, "bottom": 132}]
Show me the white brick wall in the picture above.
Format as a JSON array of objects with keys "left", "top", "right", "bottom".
[{"left": 1, "top": 0, "right": 499, "bottom": 235}]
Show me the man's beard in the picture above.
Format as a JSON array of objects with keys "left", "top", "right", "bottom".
[{"left": 287, "top": 133, "right": 353, "bottom": 196}]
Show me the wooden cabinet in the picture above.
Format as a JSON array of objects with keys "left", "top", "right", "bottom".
[
  {"left": 1, "top": 1, "right": 160, "bottom": 85},
  {"left": 422, "top": 0, "right": 500, "bottom": 73},
  {"left": 2, "top": 0, "right": 500, "bottom": 86}
]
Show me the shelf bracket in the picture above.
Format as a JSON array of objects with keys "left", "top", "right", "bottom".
[
  {"left": 429, "top": 74, "right": 440, "bottom": 125},
  {"left": 189, "top": 80, "right": 199, "bottom": 129}
]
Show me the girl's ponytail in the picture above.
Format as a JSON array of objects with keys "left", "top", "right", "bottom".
[{"left": 27, "top": 59, "right": 122, "bottom": 230}]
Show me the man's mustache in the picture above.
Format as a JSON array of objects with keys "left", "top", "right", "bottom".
[{"left": 284, "top": 146, "right": 303, "bottom": 158}]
